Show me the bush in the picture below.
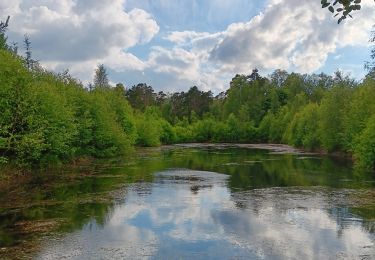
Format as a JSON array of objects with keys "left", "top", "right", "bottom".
[
  {"left": 135, "top": 107, "right": 163, "bottom": 147},
  {"left": 353, "top": 114, "right": 375, "bottom": 170},
  {"left": 0, "top": 50, "right": 138, "bottom": 164},
  {"left": 318, "top": 86, "right": 351, "bottom": 152},
  {"left": 343, "top": 79, "right": 375, "bottom": 151},
  {"left": 284, "top": 103, "right": 319, "bottom": 149},
  {"left": 88, "top": 89, "right": 134, "bottom": 156},
  {"left": 191, "top": 118, "right": 216, "bottom": 142}
]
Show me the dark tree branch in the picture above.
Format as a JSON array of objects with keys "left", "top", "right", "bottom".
[{"left": 321, "top": 0, "right": 374, "bottom": 24}]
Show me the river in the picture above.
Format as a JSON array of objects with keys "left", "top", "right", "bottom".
[{"left": 0, "top": 144, "right": 374, "bottom": 259}]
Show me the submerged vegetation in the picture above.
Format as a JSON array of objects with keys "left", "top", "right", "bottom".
[{"left": 0, "top": 18, "right": 375, "bottom": 171}]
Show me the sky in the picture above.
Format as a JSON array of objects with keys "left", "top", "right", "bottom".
[{"left": 1, "top": 0, "right": 374, "bottom": 93}]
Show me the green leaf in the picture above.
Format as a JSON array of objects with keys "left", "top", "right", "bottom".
[{"left": 328, "top": 6, "right": 335, "bottom": 12}]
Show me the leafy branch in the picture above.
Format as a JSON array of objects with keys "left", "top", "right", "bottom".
[{"left": 321, "top": 0, "right": 366, "bottom": 23}]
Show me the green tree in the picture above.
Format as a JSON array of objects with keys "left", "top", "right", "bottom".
[
  {"left": 0, "top": 50, "right": 34, "bottom": 163},
  {"left": 93, "top": 64, "right": 110, "bottom": 89},
  {"left": 353, "top": 114, "right": 375, "bottom": 169},
  {"left": 87, "top": 89, "right": 134, "bottom": 157},
  {"left": 343, "top": 79, "right": 375, "bottom": 151},
  {"left": 224, "top": 71, "right": 270, "bottom": 125},
  {"left": 284, "top": 103, "right": 320, "bottom": 149},
  {"left": 135, "top": 107, "right": 162, "bottom": 147},
  {"left": 23, "top": 34, "right": 33, "bottom": 70},
  {"left": 318, "top": 85, "right": 351, "bottom": 151},
  {"left": 224, "top": 114, "right": 241, "bottom": 142},
  {"left": 126, "top": 83, "right": 156, "bottom": 111},
  {"left": 186, "top": 86, "right": 212, "bottom": 120}
]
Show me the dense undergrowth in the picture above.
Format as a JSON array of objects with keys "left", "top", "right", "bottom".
[{"left": 0, "top": 38, "right": 374, "bottom": 171}]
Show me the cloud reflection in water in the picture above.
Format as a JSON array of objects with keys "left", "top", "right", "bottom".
[{"left": 38, "top": 170, "right": 375, "bottom": 259}]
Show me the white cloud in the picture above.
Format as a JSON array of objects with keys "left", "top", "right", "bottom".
[
  {"left": 1, "top": 0, "right": 159, "bottom": 82},
  {"left": 146, "top": 0, "right": 374, "bottom": 92},
  {"left": 210, "top": 0, "right": 375, "bottom": 74},
  {"left": 104, "top": 49, "right": 147, "bottom": 72},
  {"left": 1, "top": 0, "right": 373, "bottom": 92},
  {"left": 143, "top": 45, "right": 230, "bottom": 92},
  {"left": 148, "top": 47, "right": 198, "bottom": 79},
  {"left": 164, "top": 31, "right": 212, "bottom": 45},
  {"left": 36, "top": 170, "right": 375, "bottom": 259}
]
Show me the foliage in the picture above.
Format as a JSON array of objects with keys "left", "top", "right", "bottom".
[
  {"left": 342, "top": 78, "right": 375, "bottom": 151},
  {"left": 134, "top": 107, "right": 176, "bottom": 147},
  {"left": 93, "top": 64, "right": 110, "bottom": 89},
  {"left": 87, "top": 89, "right": 135, "bottom": 157},
  {"left": 0, "top": 49, "right": 137, "bottom": 165},
  {"left": 353, "top": 114, "right": 375, "bottom": 169},
  {"left": 223, "top": 71, "right": 269, "bottom": 126},
  {"left": 23, "top": 34, "right": 34, "bottom": 70},
  {"left": 0, "top": 25, "right": 375, "bottom": 171},
  {"left": 321, "top": 0, "right": 364, "bottom": 24},
  {"left": 317, "top": 85, "right": 351, "bottom": 152},
  {"left": 284, "top": 103, "right": 320, "bottom": 149},
  {"left": 0, "top": 16, "right": 10, "bottom": 50},
  {"left": 126, "top": 83, "right": 156, "bottom": 111}
]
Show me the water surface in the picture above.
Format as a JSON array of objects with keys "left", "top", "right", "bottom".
[{"left": 1, "top": 145, "right": 374, "bottom": 259}]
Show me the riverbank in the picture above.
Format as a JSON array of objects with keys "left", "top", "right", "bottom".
[
  {"left": 176, "top": 143, "right": 312, "bottom": 154},
  {"left": 0, "top": 142, "right": 365, "bottom": 187}
]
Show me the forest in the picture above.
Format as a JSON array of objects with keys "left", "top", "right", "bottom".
[{"left": 0, "top": 18, "right": 375, "bottom": 171}]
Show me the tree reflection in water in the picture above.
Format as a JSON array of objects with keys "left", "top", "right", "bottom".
[{"left": 0, "top": 145, "right": 374, "bottom": 259}]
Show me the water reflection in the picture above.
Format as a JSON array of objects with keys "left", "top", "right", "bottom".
[
  {"left": 0, "top": 146, "right": 374, "bottom": 259},
  {"left": 37, "top": 169, "right": 375, "bottom": 259}
]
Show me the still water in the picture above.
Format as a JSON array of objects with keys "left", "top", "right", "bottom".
[{"left": 1, "top": 144, "right": 375, "bottom": 259}]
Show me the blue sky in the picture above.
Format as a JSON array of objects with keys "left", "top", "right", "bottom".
[
  {"left": 126, "top": 1, "right": 265, "bottom": 58},
  {"left": 125, "top": 0, "right": 266, "bottom": 32},
  {"left": 1, "top": 0, "right": 374, "bottom": 93}
]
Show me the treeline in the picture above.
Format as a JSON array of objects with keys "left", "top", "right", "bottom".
[
  {"left": 124, "top": 70, "right": 375, "bottom": 170},
  {"left": 0, "top": 50, "right": 136, "bottom": 165},
  {"left": 0, "top": 19, "right": 374, "bottom": 170}
]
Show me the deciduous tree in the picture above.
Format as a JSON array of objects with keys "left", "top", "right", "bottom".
[{"left": 93, "top": 64, "right": 110, "bottom": 89}]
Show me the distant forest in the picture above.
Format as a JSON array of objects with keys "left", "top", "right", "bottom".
[{"left": 0, "top": 17, "right": 374, "bottom": 170}]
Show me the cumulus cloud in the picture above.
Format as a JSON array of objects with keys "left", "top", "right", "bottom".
[
  {"left": 0, "top": 0, "right": 373, "bottom": 92},
  {"left": 210, "top": 0, "right": 375, "bottom": 74},
  {"left": 143, "top": 45, "right": 229, "bottom": 92},
  {"left": 152, "top": 0, "right": 374, "bottom": 92},
  {"left": 1, "top": 0, "right": 158, "bottom": 80},
  {"left": 148, "top": 47, "right": 199, "bottom": 79}
]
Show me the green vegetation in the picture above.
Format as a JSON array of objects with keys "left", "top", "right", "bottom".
[
  {"left": 0, "top": 19, "right": 374, "bottom": 171},
  {"left": 321, "top": 0, "right": 364, "bottom": 24}
]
